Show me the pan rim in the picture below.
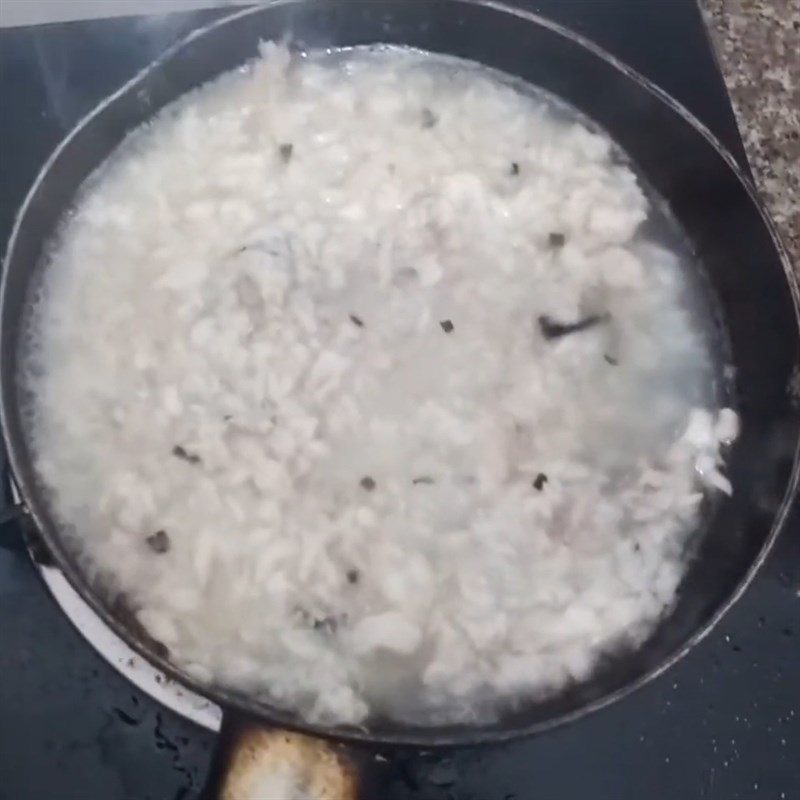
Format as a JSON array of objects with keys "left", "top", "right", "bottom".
[{"left": 1, "top": 0, "right": 798, "bottom": 748}]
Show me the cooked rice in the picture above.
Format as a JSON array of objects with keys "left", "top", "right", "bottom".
[{"left": 20, "top": 45, "right": 736, "bottom": 725}]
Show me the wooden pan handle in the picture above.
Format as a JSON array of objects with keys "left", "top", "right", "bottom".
[{"left": 199, "top": 714, "right": 364, "bottom": 800}]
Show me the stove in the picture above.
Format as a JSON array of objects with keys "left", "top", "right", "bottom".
[{"left": 0, "top": 3, "right": 797, "bottom": 799}]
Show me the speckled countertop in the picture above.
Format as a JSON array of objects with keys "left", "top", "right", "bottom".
[{"left": 702, "top": 0, "right": 800, "bottom": 268}]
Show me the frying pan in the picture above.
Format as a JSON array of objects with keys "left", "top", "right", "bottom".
[{"left": 1, "top": 1, "right": 798, "bottom": 797}]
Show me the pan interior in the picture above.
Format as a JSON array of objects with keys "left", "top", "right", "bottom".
[{"left": 10, "top": 42, "right": 739, "bottom": 727}]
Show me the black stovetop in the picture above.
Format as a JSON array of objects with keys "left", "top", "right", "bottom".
[{"left": 0, "top": 3, "right": 797, "bottom": 799}]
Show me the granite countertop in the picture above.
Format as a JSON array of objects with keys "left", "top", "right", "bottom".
[{"left": 703, "top": 0, "right": 800, "bottom": 269}]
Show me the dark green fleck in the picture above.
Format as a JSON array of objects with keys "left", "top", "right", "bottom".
[
  {"left": 313, "top": 616, "right": 337, "bottom": 633},
  {"left": 533, "top": 473, "right": 548, "bottom": 491},
  {"left": 172, "top": 445, "right": 201, "bottom": 465},
  {"left": 360, "top": 476, "right": 376, "bottom": 491},
  {"left": 349, "top": 314, "right": 365, "bottom": 328},
  {"left": 440, "top": 320, "right": 454, "bottom": 333},
  {"left": 421, "top": 107, "right": 438, "bottom": 129},
  {"left": 538, "top": 313, "right": 609, "bottom": 340},
  {"left": 604, "top": 354, "right": 619, "bottom": 366},
  {"left": 346, "top": 569, "right": 360, "bottom": 584},
  {"left": 412, "top": 476, "right": 435, "bottom": 485},
  {"left": 146, "top": 530, "right": 170, "bottom": 554},
  {"left": 548, "top": 232, "right": 566, "bottom": 248},
  {"left": 510, "top": 162, "right": 520, "bottom": 176},
  {"left": 278, "top": 143, "right": 294, "bottom": 163}
]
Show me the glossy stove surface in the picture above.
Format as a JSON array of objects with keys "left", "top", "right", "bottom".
[{"left": 1, "top": 2, "right": 798, "bottom": 799}]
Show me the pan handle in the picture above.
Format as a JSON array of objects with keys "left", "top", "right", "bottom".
[{"left": 198, "top": 713, "right": 369, "bottom": 800}]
